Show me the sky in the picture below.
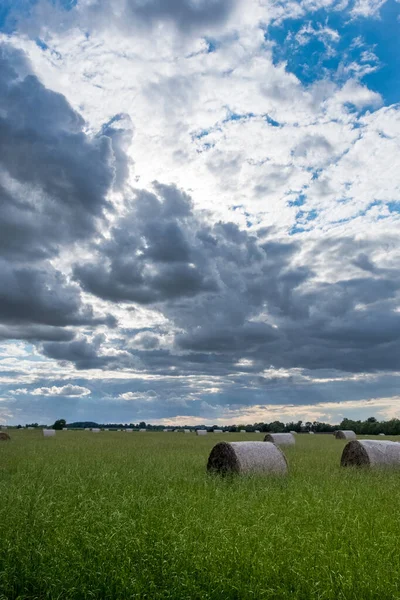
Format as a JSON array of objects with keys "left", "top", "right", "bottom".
[{"left": 0, "top": 0, "right": 400, "bottom": 426}]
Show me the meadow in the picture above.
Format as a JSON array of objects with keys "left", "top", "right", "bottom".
[{"left": 1, "top": 431, "right": 400, "bottom": 600}]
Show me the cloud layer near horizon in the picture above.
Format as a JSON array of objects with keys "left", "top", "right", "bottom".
[{"left": 0, "top": 0, "right": 400, "bottom": 425}]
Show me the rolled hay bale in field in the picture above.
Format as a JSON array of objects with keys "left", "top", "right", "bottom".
[
  {"left": 84, "top": 428, "right": 90, "bottom": 431},
  {"left": 341, "top": 440, "right": 400, "bottom": 469},
  {"left": 254, "top": 430, "right": 260, "bottom": 433},
  {"left": 214, "top": 429, "right": 223, "bottom": 433},
  {"left": 139, "top": 428, "right": 146, "bottom": 432},
  {"left": 92, "top": 428, "right": 100, "bottom": 433},
  {"left": 126, "top": 429, "right": 133, "bottom": 432},
  {"left": 309, "top": 431, "right": 315, "bottom": 434},
  {"left": 290, "top": 431, "right": 297, "bottom": 434},
  {"left": 0, "top": 432, "right": 11, "bottom": 441},
  {"left": 1, "top": 426, "right": 8, "bottom": 430},
  {"left": 240, "top": 430, "right": 246, "bottom": 433},
  {"left": 62, "top": 427, "right": 68, "bottom": 431},
  {"left": 263, "top": 433, "right": 295, "bottom": 446},
  {"left": 196, "top": 429, "right": 207, "bottom": 435},
  {"left": 207, "top": 442, "right": 287, "bottom": 476},
  {"left": 379, "top": 433, "right": 386, "bottom": 436},
  {"left": 184, "top": 429, "right": 191, "bottom": 433},
  {"left": 43, "top": 429, "right": 55, "bottom": 437},
  {"left": 335, "top": 430, "right": 356, "bottom": 440},
  {"left": 27, "top": 427, "right": 34, "bottom": 430}
]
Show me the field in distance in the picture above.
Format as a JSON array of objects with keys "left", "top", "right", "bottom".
[{"left": 1, "top": 431, "right": 400, "bottom": 599}]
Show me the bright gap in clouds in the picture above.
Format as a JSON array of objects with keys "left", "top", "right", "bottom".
[{"left": 0, "top": 0, "right": 399, "bottom": 425}]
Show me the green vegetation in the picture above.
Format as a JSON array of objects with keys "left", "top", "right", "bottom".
[{"left": 1, "top": 431, "right": 400, "bottom": 599}]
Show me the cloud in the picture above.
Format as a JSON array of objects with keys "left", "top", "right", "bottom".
[
  {"left": 118, "top": 390, "right": 157, "bottom": 401},
  {"left": 1, "top": 0, "right": 399, "bottom": 425},
  {"left": 32, "top": 384, "right": 91, "bottom": 397},
  {"left": 0, "top": 43, "right": 121, "bottom": 261},
  {"left": 74, "top": 183, "right": 219, "bottom": 304}
]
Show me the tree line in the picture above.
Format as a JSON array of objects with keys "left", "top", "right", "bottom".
[{"left": 15, "top": 416, "right": 400, "bottom": 435}]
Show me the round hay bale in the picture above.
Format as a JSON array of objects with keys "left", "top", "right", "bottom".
[
  {"left": 379, "top": 433, "right": 385, "bottom": 436},
  {"left": 335, "top": 430, "right": 356, "bottom": 440},
  {"left": 43, "top": 429, "right": 55, "bottom": 437},
  {"left": 213, "top": 429, "right": 223, "bottom": 433},
  {"left": 254, "top": 430, "right": 260, "bottom": 433},
  {"left": 0, "top": 432, "right": 11, "bottom": 441},
  {"left": 92, "top": 428, "right": 100, "bottom": 433},
  {"left": 263, "top": 433, "right": 295, "bottom": 446},
  {"left": 139, "top": 428, "right": 146, "bottom": 432},
  {"left": 309, "top": 431, "right": 315, "bottom": 434},
  {"left": 341, "top": 440, "right": 400, "bottom": 468},
  {"left": 196, "top": 429, "right": 207, "bottom": 435},
  {"left": 207, "top": 441, "right": 287, "bottom": 475},
  {"left": 240, "top": 430, "right": 246, "bottom": 433},
  {"left": 290, "top": 431, "right": 297, "bottom": 434}
]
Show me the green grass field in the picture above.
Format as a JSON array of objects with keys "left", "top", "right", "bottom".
[{"left": 1, "top": 431, "right": 400, "bottom": 600}]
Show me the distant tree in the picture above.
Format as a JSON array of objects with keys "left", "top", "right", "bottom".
[
  {"left": 52, "top": 419, "right": 66, "bottom": 430},
  {"left": 139, "top": 421, "right": 146, "bottom": 429}
]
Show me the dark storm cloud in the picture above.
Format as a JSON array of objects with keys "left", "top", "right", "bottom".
[
  {"left": 41, "top": 336, "right": 110, "bottom": 370},
  {"left": 0, "top": 325, "right": 75, "bottom": 342},
  {"left": 0, "top": 43, "right": 127, "bottom": 340},
  {"left": 0, "top": 43, "right": 117, "bottom": 260},
  {"left": 0, "top": 261, "right": 109, "bottom": 328},
  {"left": 71, "top": 182, "right": 400, "bottom": 375},
  {"left": 74, "top": 184, "right": 219, "bottom": 304}
]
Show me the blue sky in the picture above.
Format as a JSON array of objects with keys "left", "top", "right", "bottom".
[{"left": 0, "top": 0, "right": 399, "bottom": 426}]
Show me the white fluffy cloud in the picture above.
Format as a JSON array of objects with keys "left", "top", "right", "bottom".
[{"left": 31, "top": 385, "right": 91, "bottom": 397}]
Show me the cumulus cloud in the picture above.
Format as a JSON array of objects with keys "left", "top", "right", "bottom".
[{"left": 31, "top": 384, "right": 91, "bottom": 397}]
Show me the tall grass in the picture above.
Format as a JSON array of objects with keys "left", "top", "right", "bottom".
[{"left": 1, "top": 431, "right": 400, "bottom": 599}]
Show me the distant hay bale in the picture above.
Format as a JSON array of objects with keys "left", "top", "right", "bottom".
[
  {"left": 379, "top": 433, "right": 386, "bottom": 436},
  {"left": 163, "top": 429, "right": 170, "bottom": 432},
  {"left": 139, "top": 428, "right": 146, "bottom": 432},
  {"left": 196, "top": 430, "right": 207, "bottom": 436},
  {"left": 207, "top": 442, "right": 287, "bottom": 476},
  {"left": 184, "top": 429, "right": 191, "bottom": 433},
  {"left": 43, "top": 429, "right": 55, "bottom": 437},
  {"left": 126, "top": 429, "right": 133, "bottom": 432},
  {"left": 240, "top": 430, "right": 246, "bottom": 433},
  {"left": 341, "top": 440, "right": 400, "bottom": 469},
  {"left": 62, "top": 427, "right": 68, "bottom": 431},
  {"left": 27, "top": 427, "right": 34, "bottom": 430},
  {"left": 263, "top": 433, "right": 295, "bottom": 446},
  {"left": 84, "top": 428, "right": 90, "bottom": 431},
  {"left": 0, "top": 432, "right": 11, "bottom": 441},
  {"left": 1, "top": 426, "right": 8, "bottom": 430},
  {"left": 309, "top": 431, "right": 315, "bottom": 434},
  {"left": 254, "top": 430, "right": 260, "bottom": 433},
  {"left": 290, "top": 431, "right": 297, "bottom": 434},
  {"left": 92, "top": 428, "right": 100, "bottom": 433},
  {"left": 335, "top": 430, "right": 356, "bottom": 440},
  {"left": 214, "top": 429, "right": 223, "bottom": 433}
]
